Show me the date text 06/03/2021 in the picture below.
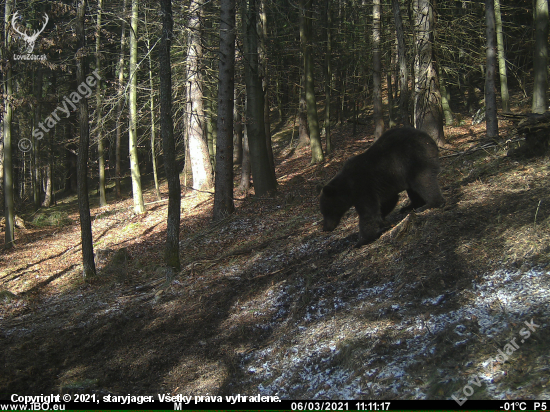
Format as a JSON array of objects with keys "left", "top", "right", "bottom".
[{"left": 290, "top": 401, "right": 391, "bottom": 411}]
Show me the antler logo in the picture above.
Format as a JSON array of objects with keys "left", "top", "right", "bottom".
[{"left": 11, "top": 11, "right": 49, "bottom": 54}]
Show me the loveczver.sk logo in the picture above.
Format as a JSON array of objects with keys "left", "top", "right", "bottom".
[{"left": 11, "top": 11, "right": 48, "bottom": 59}]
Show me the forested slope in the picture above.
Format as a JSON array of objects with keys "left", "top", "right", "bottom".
[{"left": 1, "top": 118, "right": 550, "bottom": 399}]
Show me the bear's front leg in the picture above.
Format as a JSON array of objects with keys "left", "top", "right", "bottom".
[{"left": 356, "top": 212, "right": 382, "bottom": 247}]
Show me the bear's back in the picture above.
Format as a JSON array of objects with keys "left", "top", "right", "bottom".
[
  {"left": 345, "top": 127, "right": 439, "bottom": 170},
  {"left": 369, "top": 127, "right": 438, "bottom": 157}
]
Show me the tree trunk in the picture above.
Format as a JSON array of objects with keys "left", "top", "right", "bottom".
[
  {"left": 259, "top": 0, "right": 275, "bottom": 174},
  {"left": 238, "top": 119, "right": 251, "bottom": 192},
  {"left": 485, "top": 0, "right": 499, "bottom": 138},
  {"left": 145, "top": 9, "right": 162, "bottom": 201},
  {"left": 0, "top": 65, "right": 3, "bottom": 203},
  {"left": 202, "top": 6, "right": 217, "bottom": 172},
  {"left": 386, "top": 19, "right": 396, "bottom": 128},
  {"left": 32, "top": 67, "right": 43, "bottom": 209},
  {"left": 149, "top": 76, "right": 162, "bottom": 202},
  {"left": 96, "top": 0, "right": 107, "bottom": 206},
  {"left": 413, "top": 0, "right": 445, "bottom": 145},
  {"left": 3, "top": 0, "right": 14, "bottom": 248},
  {"left": 494, "top": 0, "right": 510, "bottom": 113},
  {"left": 233, "top": 89, "right": 243, "bottom": 164},
  {"left": 39, "top": 71, "right": 53, "bottom": 208},
  {"left": 42, "top": 76, "right": 53, "bottom": 209},
  {"left": 115, "top": 109, "right": 123, "bottom": 198},
  {"left": 187, "top": 0, "right": 214, "bottom": 190},
  {"left": 323, "top": 0, "right": 332, "bottom": 154},
  {"left": 42, "top": 146, "right": 52, "bottom": 207},
  {"left": 159, "top": 0, "right": 181, "bottom": 270},
  {"left": 76, "top": 0, "right": 97, "bottom": 279},
  {"left": 129, "top": 0, "right": 145, "bottom": 214},
  {"left": 204, "top": 86, "right": 216, "bottom": 170},
  {"left": 213, "top": 0, "right": 236, "bottom": 221},
  {"left": 439, "top": 65, "right": 454, "bottom": 125},
  {"left": 65, "top": 139, "right": 78, "bottom": 193},
  {"left": 301, "top": 0, "right": 324, "bottom": 163},
  {"left": 20, "top": 156, "right": 25, "bottom": 200},
  {"left": 532, "top": 0, "right": 548, "bottom": 114},
  {"left": 297, "top": 71, "right": 309, "bottom": 149},
  {"left": 372, "top": 0, "right": 385, "bottom": 138},
  {"left": 115, "top": 0, "right": 128, "bottom": 198},
  {"left": 243, "top": 0, "right": 277, "bottom": 195},
  {"left": 276, "top": 76, "right": 283, "bottom": 121}
]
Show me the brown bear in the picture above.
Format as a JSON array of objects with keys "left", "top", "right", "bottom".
[{"left": 319, "top": 127, "right": 445, "bottom": 247}]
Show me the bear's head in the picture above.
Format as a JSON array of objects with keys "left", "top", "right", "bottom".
[{"left": 318, "top": 183, "right": 352, "bottom": 232}]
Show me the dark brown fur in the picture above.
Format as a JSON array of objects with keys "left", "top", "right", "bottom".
[{"left": 319, "top": 127, "right": 445, "bottom": 247}]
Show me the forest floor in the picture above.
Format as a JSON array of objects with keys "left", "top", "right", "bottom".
[{"left": 1, "top": 113, "right": 550, "bottom": 400}]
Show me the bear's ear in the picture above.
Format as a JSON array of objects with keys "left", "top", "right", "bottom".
[{"left": 321, "top": 184, "right": 339, "bottom": 197}]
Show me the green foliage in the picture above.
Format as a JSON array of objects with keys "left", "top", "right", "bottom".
[
  {"left": 94, "top": 208, "right": 122, "bottom": 220},
  {"left": 32, "top": 211, "right": 73, "bottom": 227}
]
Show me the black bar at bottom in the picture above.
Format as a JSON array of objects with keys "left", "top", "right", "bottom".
[{"left": 0, "top": 399, "right": 548, "bottom": 411}]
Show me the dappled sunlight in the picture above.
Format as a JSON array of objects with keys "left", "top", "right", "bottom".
[
  {"left": 165, "top": 359, "right": 229, "bottom": 396},
  {"left": 2, "top": 119, "right": 550, "bottom": 399}
]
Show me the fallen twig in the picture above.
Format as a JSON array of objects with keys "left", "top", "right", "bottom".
[{"left": 440, "top": 137, "right": 524, "bottom": 158}]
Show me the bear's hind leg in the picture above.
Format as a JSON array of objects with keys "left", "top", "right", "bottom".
[{"left": 381, "top": 194, "right": 399, "bottom": 218}]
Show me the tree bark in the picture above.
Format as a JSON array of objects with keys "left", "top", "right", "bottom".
[
  {"left": 159, "top": 0, "right": 181, "bottom": 270},
  {"left": 413, "top": 0, "right": 445, "bottom": 145},
  {"left": 149, "top": 75, "right": 162, "bottom": 202},
  {"left": 258, "top": 0, "right": 275, "bottom": 174},
  {"left": 372, "top": 0, "right": 385, "bottom": 138},
  {"left": 323, "top": 0, "right": 332, "bottom": 154},
  {"left": 76, "top": 0, "right": 97, "bottom": 278},
  {"left": 42, "top": 69, "right": 53, "bottom": 210},
  {"left": 3, "top": 0, "right": 14, "bottom": 248},
  {"left": 439, "top": 65, "right": 454, "bottom": 125},
  {"left": 96, "top": 0, "right": 107, "bottom": 206},
  {"left": 32, "top": 67, "right": 42, "bottom": 209},
  {"left": 204, "top": 85, "right": 216, "bottom": 170},
  {"left": 297, "top": 71, "right": 309, "bottom": 149},
  {"left": 532, "top": 0, "right": 548, "bottom": 114},
  {"left": 385, "top": 16, "right": 396, "bottom": 128},
  {"left": 243, "top": 0, "right": 277, "bottom": 195},
  {"left": 129, "top": 0, "right": 145, "bottom": 214},
  {"left": 233, "top": 88, "right": 243, "bottom": 165},
  {"left": 187, "top": 0, "right": 214, "bottom": 190},
  {"left": 42, "top": 140, "right": 52, "bottom": 207},
  {"left": 145, "top": 9, "right": 162, "bottom": 201},
  {"left": 494, "top": 0, "right": 510, "bottom": 113},
  {"left": 115, "top": 0, "right": 128, "bottom": 198},
  {"left": 485, "top": 0, "right": 499, "bottom": 138},
  {"left": 213, "top": 0, "right": 236, "bottom": 221},
  {"left": 65, "top": 137, "right": 78, "bottom": 193},
  {"left": 300, "top": 0, "right": 324, "bottom": 163},
  {"left": 238, "top": 118, "right": 251, "bottom": 192}
]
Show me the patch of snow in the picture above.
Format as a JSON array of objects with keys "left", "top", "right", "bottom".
[{"left": 237, "top": 267, "right": 550, "bottom": 399}]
